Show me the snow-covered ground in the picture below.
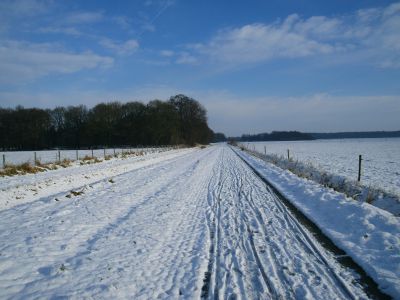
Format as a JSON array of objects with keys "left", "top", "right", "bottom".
[
  {"left": 0, "top": 144, "right": 398, "bottom": 299},
  {"left": 0, "top": 148, "right": 196, "bottom": 211},
  {"left": 247, "top": 138, "right": 400, "bottom": 195},
  {"left": 235, "top": 147, "right": 400, "bottom": 298},
  {"left": 0, "top": 147, "right": 168, "bottom": 167}
]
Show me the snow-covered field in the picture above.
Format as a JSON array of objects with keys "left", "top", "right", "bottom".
[
  {"left": 247, "top": 138, "right": 400, "bottom": 195},
  {"left": 0, "top": 147, "right": 168, "bottom": 167},
  {"left": 0, "top": 144, "right": 399, "bottom": 299}
]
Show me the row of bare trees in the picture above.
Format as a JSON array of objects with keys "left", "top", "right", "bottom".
[{"left": 0, "top": 94, "right": 214, "bottom": 150}]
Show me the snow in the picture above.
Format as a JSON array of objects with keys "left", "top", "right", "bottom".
[
  {"left": 0, "top": 144, "right": 398, "bottom": 299},
  {"left": 0, "top": 148, "right": 195, "bottom": 211},
  {"left": 235, "top": 147, "right": 400, "bottom": 298},
  {"left": 247, "top": 138, "right": 400, "bottom": 196}
]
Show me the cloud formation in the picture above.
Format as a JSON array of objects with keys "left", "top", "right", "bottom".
[
  {"left": 65, "top": 12, "right": 104, "bottom": 24},
  {"left": 0, "top": 41, "right": 113, "bottom": 83},
  {"left": 99, "top": 39, "right": 139, "bottom": 55},
  {"left": 183, "top": 2, "right": 400, "bottom": 68}
]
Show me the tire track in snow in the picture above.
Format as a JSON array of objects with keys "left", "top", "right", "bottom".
[
  {"left": 201, "top": 145, "right": 373, "bottom": 299},
  {"left": 202, "top": 148, "right": 277, "bottom": 299},
  {"left": 201, "top": 152, "right": 225, "bottom": 299}
]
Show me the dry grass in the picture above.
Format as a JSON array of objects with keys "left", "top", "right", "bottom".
[
  {"left": 0, "top": 162, "right": 45, "bottom": 177},
  {"left": 1, "top": 146, "right": 171, "bottom": 177},
  {"left": 56, "top": 158, "right": 72, "bottom": 168}
]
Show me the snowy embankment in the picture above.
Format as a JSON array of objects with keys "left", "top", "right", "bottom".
[
  {"left": 0, "top": 148, "right": 196, "bottom": 211},
  {"left": 234, "top": 147, "right": 400, "bottom": 298},
  {"left": 247, "top": 138, "right": 400, "bottom": 196},
  {"left": 0, "top": 146, "right": 214, "bottom": 299},
  {"left": 241, "top": 144, "right": 400, "bottom": 217}
]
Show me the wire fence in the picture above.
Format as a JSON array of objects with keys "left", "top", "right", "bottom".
[
  {"left": 239, "top": 139, "right": 400, "bottom": 196},
  {"left": 1, "top": 146, "right": 175, "bottom": 169}
]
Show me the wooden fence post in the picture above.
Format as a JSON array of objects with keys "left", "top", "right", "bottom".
[
  {"left": 104, "top": 148, "right": 106, "bottom": 158},
  {"left": 58, "top": 150, "right": 61, "bottom": 163},
  {"left": 34, "top": 152, "right": 37, "bottom": 165},
  {"left": 287, "top": 149, "right": 290, "bottom": 161},
  {"left": 358, "top": 155, "right": 362, "bottom": 182},
  {"left": 264, "top": 146, "right": 266, "bottom": 155},
  {"left": 76, "top": 150, "right": 78, "bottom": 161},
  {"left": 91, "top": 149, "right": 94, "bottom": 159},
  {"left": 2, "top": 154, "right": 5, "bottom": 168}
]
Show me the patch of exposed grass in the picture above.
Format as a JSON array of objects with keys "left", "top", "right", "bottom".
[
  {"left": 0, "top": 162, "right": 45, "bottom": 177},
  {"left": 56, "top": 158, "right": 72, "bottom": 168}
]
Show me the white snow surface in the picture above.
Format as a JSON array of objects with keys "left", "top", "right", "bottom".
[
  {"left": 0, "top": 148, "right": 196, "bottom": 211},
  {"left": 235, "top": 147, "right": 400, "bottom": 299},
  {"left": 0, "top": 144, "right": 398, "bottom": 299},
  {"left": 248, "top": 138, "right": 400, "bottom": 195}
]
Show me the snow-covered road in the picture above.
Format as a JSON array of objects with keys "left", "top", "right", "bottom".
[{"left": 0, "top": 145, "right": 395, "bottom": 299}]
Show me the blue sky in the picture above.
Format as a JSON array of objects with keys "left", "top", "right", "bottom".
[{"left": 0, "top": 0, "right": 399, "bottom": 136}]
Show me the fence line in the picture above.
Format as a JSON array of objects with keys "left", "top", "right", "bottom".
[
  {"left": 1, "top": 146, "right": 175, "bottom": 169},
  {"left": 240, "top": 143, "right": 364, "bottom": 183}
]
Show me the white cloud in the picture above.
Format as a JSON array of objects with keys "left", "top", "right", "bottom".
[
  {"left": 175, "top": 52, "right": 198, "bottom": 65},
  {"left": 184, "top": 2, "right": 400, "bottom": 69},
  {"left": 112, "top": 16, "right": 131, "bottom": 30},
  {"left": 192, "top": 22, "right": 334, "bottom": 65},
  {"left": 65, "top": 12, "right": 104, "bottom": 24},
  {"left": 100, "top": 39, "right": 139, "bottom": 55},
  {"left": 160, "top": 50, "right": 174, "bottom": 57},
  {"left": 0, "top": 41, "right": 113, "bottom": 84},
  {"left": 37, "top": 26, "right": 82, "bottom": 36}
]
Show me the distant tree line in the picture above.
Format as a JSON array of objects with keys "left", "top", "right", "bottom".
[
  {"left": 0, "top": 94, "right": 215, "bottom": 150},
  {"left": 310, "top": 131, "right": 400, "bottom": 139},
  {"left": 232, "top": 131, "right": 314, "bottom": 142},
  {"left": 212, "top": 132, "right": 227, "bottom": 143}
]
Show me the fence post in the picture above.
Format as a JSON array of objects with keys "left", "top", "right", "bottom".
[
  {"left": 91, "top": 149, "right": 94, "bottom": 159},
  {"left": 104, "top": 148, "right": 106, "bottom": 158},
  {"left": 113, "top": 148, "right": 116, "bottom": 157},
  {"left": 34, "top": 152, "right": 37, "bottom": 165},
  {"left": 264, "top": 146, "right": 266, "bottom": 155},
  {"left": 76, "top": 150, "right": 78, "bottom": 161},
  {"left": 287, "top": 149, "right": 290, "bottom": 161},
  {"left": 358, "top": 155, "right": 362, "bottom": 182},
  {"left": 58, "top": 150, "right": 61, "bottom": 163},
  {"left": 2, "top": 154, "right": 5, "bottom": 168}
]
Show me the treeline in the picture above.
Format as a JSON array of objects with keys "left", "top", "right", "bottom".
[
  {"left": 232, "top": 131, "right": 314, "bottom": 142},
  {"left": 310, "top": 131, "right": 400, "bottom": 139},
  {"left": 0, "top": 94, "right": 214, "bottom": 150}
]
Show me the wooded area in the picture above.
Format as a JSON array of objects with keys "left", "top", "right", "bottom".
[
  {"left": 0, "top": 94, "right": 214, "bottom": 150},
  {"left": 233, "top": 131, "right": 314, "bottom": 142}
]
